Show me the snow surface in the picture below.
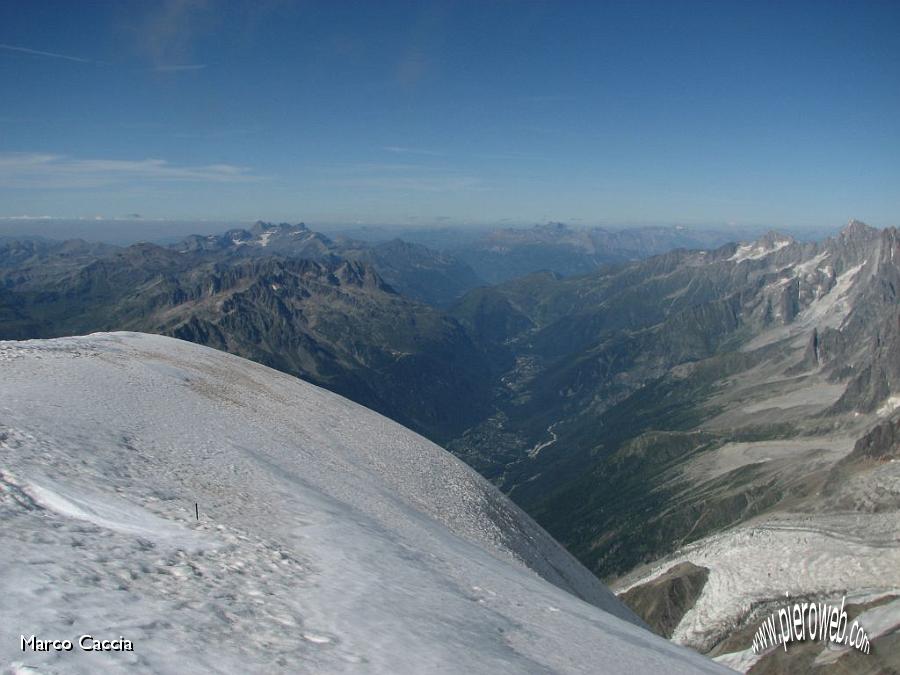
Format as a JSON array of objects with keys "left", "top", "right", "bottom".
[
  {"left": 727, "top": 240, "right": 790, "bottom": 263},
  {"left": 0, "top": 333, "right": 727, "bottom": 674},
  {"left": 741, "top": 260, "right": 865, "bottom": 352},
  {"left": 795, "top": 261, "right": 865, "bottom": 330},
  {"left": 711, "top": 647, "right": 761, "bottom": 673},
  {"left": 877, "top": 396, "right": 900, "bottom": 417}
]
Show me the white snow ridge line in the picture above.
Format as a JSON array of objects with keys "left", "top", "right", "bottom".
[{"left": 0, "top": 332, "right": 729, "bottom": 674}]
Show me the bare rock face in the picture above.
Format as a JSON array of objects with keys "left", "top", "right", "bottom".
[
  {"left": 851, "top": 415, "right": 900, "bottom": 462},
  {"left": 0, "top": 241, "right": 495, "bottom": 443},
  {"left": 620, "top": 562, "right": 710, "bottom": 638}
]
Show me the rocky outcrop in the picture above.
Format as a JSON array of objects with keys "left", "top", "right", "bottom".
[{"left": 620, "top": 562, "right": 710, "bottom": 638}]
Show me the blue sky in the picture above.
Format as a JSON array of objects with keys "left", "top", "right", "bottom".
[{"left": 0, "top": 0, "right": 898, "bottom": 229}]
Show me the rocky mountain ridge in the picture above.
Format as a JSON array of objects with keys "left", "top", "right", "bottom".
[
  {"left": 0, "top": 242, "right": 494, "bottom": 441},
  {"left": 442, "top": 220, "right": 900, "bottom": 671}
]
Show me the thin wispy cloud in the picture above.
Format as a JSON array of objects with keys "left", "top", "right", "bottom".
[
  {"left": 394, "top": 3, "right": 448, "bottom": 87},
  {"left": 126, "top": 0, "right": 292, "bottom": 73},
  {"left": 0, "top": 42, "right": 205, "bottom": 74},
  {"left": 0, "top": 43, "right": 96, "bottom": 64},
  {"left": 132, "top": 0, "right": 213, "bottom": 71},
  {"left": 395, "top": 49, "right": 430, "bottom": 86},
  {"left": 0, "top": 153, "right": 259, "bottom": 188}
]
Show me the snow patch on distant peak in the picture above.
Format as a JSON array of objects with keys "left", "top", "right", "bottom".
[
  {"left": 842, "top": 219, "right": 875, "bottom": 237},
  {"left": 798, "top": 261, "right": 865, "bottom": 328},
  {"left": 794, "top": 251, "right": 829, "bottom": 277},
  {"left": 877, "top": 396, "right": 900, "bottom": 417},
  {"left": 728, "top": 238, "right": 791, "bottom": 263}
]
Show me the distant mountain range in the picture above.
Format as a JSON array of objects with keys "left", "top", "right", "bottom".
[
  {"left": 335, "top": 221, "right": 782, "bottom": 284},
  {"left": 2, "top": 218, "right": 898, "bottom": 672},
  {"left": 0, "top": 229, "right": 493, "bottom": 442},
  {"left": 0, "top": 220, "right": 758, "bottom": 441},
  {"left": 446, "top": 222, "right": 759, "bottom": 283},
  {"left": 171, "top": 221, "right": 486, "bottom": 307},
  {"left": 446, "top": 220, "right": 900, "bottom": 671}
]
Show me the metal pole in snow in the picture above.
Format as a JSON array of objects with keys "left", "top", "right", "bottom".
[{"left": 195, "top": 502, "right": 199, "bottom": 520}]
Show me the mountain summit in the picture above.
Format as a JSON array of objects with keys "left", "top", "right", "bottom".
[{"left": 0, "top": 332, "right": 726, "bottom": 674}]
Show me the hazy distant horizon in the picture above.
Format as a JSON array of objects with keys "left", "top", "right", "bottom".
[{"left": 0, "top": 215, "right": 848, "bottom": 247}]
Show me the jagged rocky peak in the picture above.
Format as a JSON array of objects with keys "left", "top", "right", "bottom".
[
  {"left": 228, "top": 228, "right": 253, "bottom": 242},
  {"left": 841, "top": 218, "right": 879, "bottom": 239},
  {"left": 250, "top": 220, "right": 308, "bottom": 235},
  {"left": 728, "top": 229, "right": 795, "bottom": 262},
  {"left": 204, "top": 222, "right": 324, "bottom": 251},
  {"left": 818, "top": 219, "right": 884, "bottom": 270},
  {"left": 331, "top": 258, "right": 394, "bottom": 291},
  {"left": 879, "top": 226, "right": 900, "bottom": 266},
  {"left": 250, "top": 220, "right": 269, "bottom": 233},
  {"left": 757, "top": 229, "right": 796, "bottom": 247}
]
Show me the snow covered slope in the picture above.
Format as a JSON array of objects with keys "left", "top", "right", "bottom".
[{"left": 0, "top": 333, "right": 727, "bottom": 674}]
